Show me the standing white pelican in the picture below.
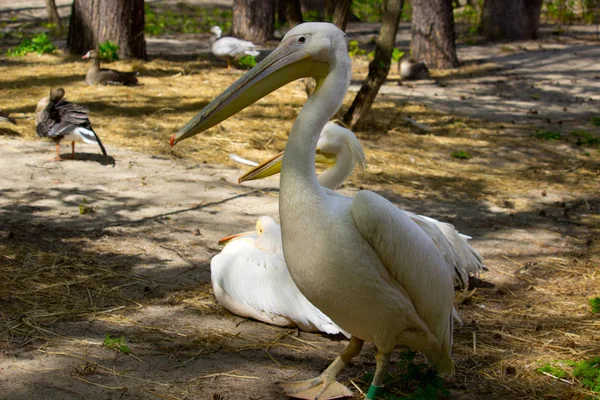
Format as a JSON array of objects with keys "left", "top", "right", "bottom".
[
  {"left": 212, "top": 216, "right": 348, "bottom": 336},
  {"left": 210, "top": 26, "right": 260, "bottom": 69},
  {"left": 172, "top": 23, "right": 456, "bottom": 400},
  {"left": 239, "top": 122, "right": 486, "bottom": 289}
]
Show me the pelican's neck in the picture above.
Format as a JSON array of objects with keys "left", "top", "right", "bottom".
[
  {"left": 280, "top": 48, "right": 351, "bottom": 212},
  {"left": 317, "top": 147, "right": 355, "bottom": 190}
]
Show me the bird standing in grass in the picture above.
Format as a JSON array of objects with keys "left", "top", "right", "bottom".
[
  {"left": 36, "top": 88, "right": 107, "bottom": 161},
  {"left": 210, "top": 26, "right": 260, "bottom": 69},
  {"left": 82, "top": 50, "right": 138, "bottom": 86}
]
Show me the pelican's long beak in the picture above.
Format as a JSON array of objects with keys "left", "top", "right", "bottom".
[
  {"left": 170, "top": 38, "right": 329, "bottom": 146},
  {"left": 238, "top": 149, "right": 337, "bottom": 183},
  {"left": 218, "top": 231, "right": 254, "bottom": 246}
]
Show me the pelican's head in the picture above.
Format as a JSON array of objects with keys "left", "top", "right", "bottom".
[
  {"left": 254, "top": 216, "right": 282, "bottom": 253},
  {"left": 237, "top": 121, "right": 366, "bottom": 185},
  {"left": 171, "top": 22, "right": 349, "bottom": 146},
  {"left": 210, "top": 26, "right": 222, "bottom": 38},
  {"left": 217, "top": 216, "right": 282, "bottom": 254}
]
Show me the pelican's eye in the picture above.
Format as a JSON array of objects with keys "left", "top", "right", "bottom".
[{"left": 298, "top": 36, "right": 306, "bottom": 44}]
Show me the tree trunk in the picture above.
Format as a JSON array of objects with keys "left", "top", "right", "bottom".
[
  {"left": 67, "top": 0, "right": 146, "bottom": 59},
  {"left": 45, "top": 0, "right": 63, "bottom": 34},
  {"left": 481, "top": 0, "right": 543, "bottom": 40},
  {"left": 232, "top": 0, "right": 274, "bottom": 42},
  {"left": 411, "top": 0, "right": 459, "bottom": 69},
  {"left": 286, "top": 0, "right": 304, "bottom": 28},
  {"left": 343, "top": 0, "right": 404, "bottom": 130},
  {"left": 332, "top": 0, "right": 352, "bottom": 31}
]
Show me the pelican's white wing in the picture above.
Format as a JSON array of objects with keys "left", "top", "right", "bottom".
[
  {"left": 212, "top": 37, "right": 259, "bottom": 58},
  {"left": 211, "top": 238, "right": 348, "bottom": 336},
  {"left": 351, "top": 190, "right": 455, "bottom": 373}
]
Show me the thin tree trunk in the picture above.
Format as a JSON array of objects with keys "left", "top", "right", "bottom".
[
  {"left": 232, "top": 0, "right": 274, "bottom": 42},
  {"left": 68, "top": 0, "right": 146, "bottom": 59},
  {"left": 481, "top": 0, "right": 543, "bottom": 40},
  {"left": 411, "top": 0, "right": 459, "bottom": 69},
  {"left": 45, "top": 0, "right": 63, "bottom": 34},
  {"left": 332, "top": 0, "right": 352, "bottom": 31},
  {"left": 343, "top": 0, "right": 404, "bottom": 130},
  {"left": 286, "top": 0, "right": 303, "bottom": 28}
]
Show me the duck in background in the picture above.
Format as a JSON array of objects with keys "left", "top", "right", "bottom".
[
  {"left": 36, "top": 88, "right": 107, "bottom": 161},
  {"left": 210, "top": 26, "right": 260, "bottom": 69},
  {"left": 82, "top": 50, "right": 138, "bottom": 86}
]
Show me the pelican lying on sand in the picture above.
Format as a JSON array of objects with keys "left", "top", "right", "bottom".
[
  {"left": 172, "top": 23, "right": 456, "bottom": 400},
  {"left": 240, "top": 122, "right": 486, "bottom": 289},
  {"left": 210, "top": 26, "right": 260, "bottom": 69},
  {"left": 212, "top": 216, "right": 348, "bottom": 336}
]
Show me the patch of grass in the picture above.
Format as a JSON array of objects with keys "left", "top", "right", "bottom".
[
  {"left": 537, "top": 363, "right": 568, "bottom": 379},
  {"left": 78, "top": 198, "right": 95, "bottom": 215},
  {"left": 451, "top": 150, "right": 471, "bottom": 159},
  {"left": 99, "top": 40, "right": 119, "bottom": 62},
  {"left": 589, "top": 297, "right": 600, "bottom": 313},
  {"left": 573, "top": 357, "right": 600, "bottom": 393},
  {"left": 145, "top": 4, "right": 232, "bottom": 36},
  {"left": 363, "top": 350, "right": 449, "bottom": 399},
  {"left": 352, "top": 0, "right": 384, "bottom": 23},
  {"left": 534, "top": 130, "right": 562, "bottom": 141},
  {"left": 530, "top": 93, "right": 541, "bottom": 100},
  {"left": 103, "top": 333, "right": 131, "bottom": 354},
  {"left": 7, "top": 33, "right": 55, "bottom": 57},
  {"left": 348, "top": 40, "right": 366, "bottom": 57},
  {"left": 571, "top": 130, "right": 600, "bottom": 146},
  {"left": 234, "top": 55, "right": 257, "bottom": 69},
  {"left": 590, "top": 116, "right": 600, "bottom": 127}
]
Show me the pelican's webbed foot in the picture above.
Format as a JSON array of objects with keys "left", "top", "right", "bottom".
[{"left": 280, "top": 375, "right": 352, "bottom": 399}]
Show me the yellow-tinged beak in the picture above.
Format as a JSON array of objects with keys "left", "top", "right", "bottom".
[
  {"left": 170, "top": 38, "right": 329, "bottom": 146},
  {"left": 238, "top": 148, "right": 337, "bottom": 183},
  {"left": 218, "top": 231, "right": 254, "bottom": 246}
]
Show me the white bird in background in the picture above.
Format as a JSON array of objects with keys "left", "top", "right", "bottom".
[
  {"left": 239, "top": 122, "right": 486, "bottom": 289},
  {"left": 211, "top": 216, "right": 348, "bottom": 336},
  {"left": 172, "top": 23, "right": 456, "bottom": 400},
  {"left": 210, "top": 26, "right": 260, "bottom": 69}
]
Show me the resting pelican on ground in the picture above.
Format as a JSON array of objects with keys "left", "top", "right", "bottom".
[
  {"left": 172, "top": 23, "right": 456, "bottom": 400},
  {"left": 239, "top": 122, "right": 486, "bottom": 289},
  {"left": 212, "top": 216, "right": 348, "bottom": 336},
  {"left": 210, "top": 26, "right": 260, "bottom": 69}
]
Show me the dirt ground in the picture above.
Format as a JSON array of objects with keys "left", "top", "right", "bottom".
[{"left": 1, "top": 2, "right": 599, "bottom": 400}]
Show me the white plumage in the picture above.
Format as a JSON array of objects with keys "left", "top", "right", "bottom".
[
  {"left": 210, "top": 26, "right": 260, "bottom": 69},
  {"left": 241, "top": 122, "right": 486, "bottom": 289},
  {"left": 173, "top": 23, "right": 459, "bottom": 399},
  {"left": 211, "top": 216, "right": 347, "bottom": 336}
]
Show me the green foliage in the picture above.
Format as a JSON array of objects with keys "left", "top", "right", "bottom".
[
  {"left": 302, "top": 10, "right": 321, "bottom": 22},
  {"left": 570, "top": 130, "right": 600, "bottom": 146},
  {"left": 590, "top": 116, "right": 600, "bottom": 127},
  {"left": 589, "top": 297, "right": 600, "bottom": 313},
  {"left": 348, "top": 40, "right": 366, "bottom": 57},
  {"left": 7, "top": 33, "right": 55, "bottom": 57},
  {"left": 544, "top": 0, "right": 596, "bottom": 24},
  {"left": 103, "top": 334, "right": 131, "bottom": 354},
  {"left": 537, "top": 363, "right": 568, "bottom": 379},
  {"left": 98, "top": 41, "right": 119, "bottom": 62},
  {"left": 362, "top": 351, "right": 449, "bottom": 399},
  {"left": 145, "top": 4, "right": 232, "bottom": 36},
  {"left": 79, "top": 198, "right": 95, "bottom": 215},
  {"left": 352, "top": 0, "right": 384, "bottom": 23},
  {"left": 234, "top": 55, "right": 257, "bottom": 69},
  {"left": 451, "top": 150, "right": 471, "bottom": 160},
  {"left": 391, "top": 48, "right": 405, "bottom": 63},
  {"left": 573, "top": 357, "right": 600, "bottom": 393},
  {"left": 534, "top": 130, "right": 562, "bottom": 141}
]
